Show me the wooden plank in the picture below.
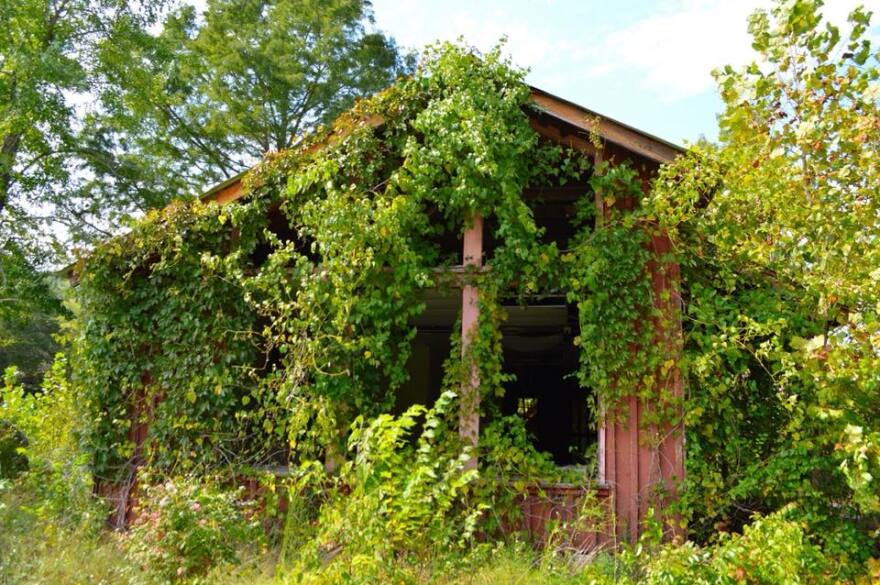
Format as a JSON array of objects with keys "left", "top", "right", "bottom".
[
  {"left": 212, "top": 180, "right": 245, "bottom": 204},
  {"left": 651, "top": 231, "right": 686, "bottom": 539},
  {"left": 529, "top": 89, "right": 682, "bottom": 164},
  {"left": 460, "top": 214, "right": 483, "bottom": 469},
  {"left": 529, "top": 118, "right": 599, "bottom": 158}
]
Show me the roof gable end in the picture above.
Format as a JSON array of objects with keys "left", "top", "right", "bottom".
[{"left": 202, "top": 86, "right": 683, "bottom": 205}]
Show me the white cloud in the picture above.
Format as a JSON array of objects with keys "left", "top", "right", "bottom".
[
  {"left": 373, "top": 0, "right": 880, "bottom": 104},
  {"left": 582, "top": 0, "right": 880, "bottom": 102},
  {"left": 584, "top": 0, "right": 761, "bottom": 101},
  {"left": 372, "top": 0, "right": 578, "bottom": 73}
]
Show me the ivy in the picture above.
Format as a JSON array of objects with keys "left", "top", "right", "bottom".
[{"left": 73, "top": 42, "right": 666, "bottom": 500}]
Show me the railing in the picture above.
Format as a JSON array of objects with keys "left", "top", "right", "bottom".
[{"left": 519, "top": 482, "right": 614, "bottom": 554}]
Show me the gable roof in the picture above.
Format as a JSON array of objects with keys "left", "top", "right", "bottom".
[
  {"left": 200, "top": 86, "right": 683, "bottom": 206},
  {"left": 527, "top": 87, "right": 682, "bottom": 164},
  {"left": 64, "top": 87, "right": 683, "bottom": 282}
]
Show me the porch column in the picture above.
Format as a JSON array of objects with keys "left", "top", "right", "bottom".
[
  {"left": 460, "top": 214, "right": 483, "bottom": 470},
  {"left": 596, "top": 159, "right": 685, "bottom": 543},
  {"left": 601, "top": 230, "right": 686, "bottom": 543}
]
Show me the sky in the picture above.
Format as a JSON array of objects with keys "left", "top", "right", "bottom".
[{"left": 370, "top": 0, "right": 880, "bottom": 145}]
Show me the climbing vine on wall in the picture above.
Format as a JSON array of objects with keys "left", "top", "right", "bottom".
[
  {"left": 69, "top": 3, "right": 880, "bottom": 571},
  {"left": 74, "top": 42, "right": 665, "bottom": 485}
]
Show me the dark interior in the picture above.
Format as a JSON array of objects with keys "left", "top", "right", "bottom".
[
  {"left": 498, "top": 299, "right": 594, "bottom": 466},
  {"left": 394, "top": 290, "right": 460, "bottom": 412},
  {"left": 393, "top": 172, "right": 599, "bottom": 466},
  {"left": 396, "top": 290, "right": 595, "bottom": 466}
]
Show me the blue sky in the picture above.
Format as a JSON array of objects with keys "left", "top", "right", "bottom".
[{"left": 370, "top": 0, "right": 880, "bottom": 145}]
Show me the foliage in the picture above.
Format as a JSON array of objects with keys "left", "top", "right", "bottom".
[
  {"left": 281, "top": 391, "right": 486, "bottom": 583},
  {"left": 644, "top": 0, "right": 880, "bottom": 564},
  {"left": 123, "top": 476, "right": 264, "bottom": 584},
  {"left": 0, "top": 486, "right": 130, "bottom": 585},
  {"left": 0, "top": 0, "right": 157, "bottom": 389},
  {"left": 0, "top": 355, "right": 99, "bottom": 524},
  {"left": 0, "top": 501, "right": 869, "bottom": 584},
  {"left": 0, "top": 354, "right": 116, "bottom": 584},
  {"left": 565, "top": 508, "right": 834, "bottom": 585},
  {"left": 563, "top": 162, "right": 664, "bottom": 422},
  {"left": 74, "top": 41, "right": 599, "bottom": 482},
  {"left": 0, "top": 0, "right": 169, "bottom": 246},
  {"left": 1, "top": 0, "right": 412, "bottom": 249},
  {"left": 1, "top": 1, "right": 413, "bottom": 391},
  {"left": 95, "top": 0, "right": 415, "bottom": 195},
  {"left": 45, "top": 2, "right": 880, "bottom": 581},
  {"left": 74, "top": 197, "right": 269, "bottom": 481}
]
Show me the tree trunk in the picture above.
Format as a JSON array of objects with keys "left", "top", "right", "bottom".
[{"left": 0, "top": 132, "right": 21, "bottom": 214}]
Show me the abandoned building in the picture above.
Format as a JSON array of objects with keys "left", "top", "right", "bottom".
[
  {"left": 196, "top": 86, "right": 686, "bottom": 545},
  {"left": 82, "top": 78, "right": 685, "bottom": 548}
]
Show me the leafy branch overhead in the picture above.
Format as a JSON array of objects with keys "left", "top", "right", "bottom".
[{"left": 0, "top": 0, "right": 413, "bottom": 387}]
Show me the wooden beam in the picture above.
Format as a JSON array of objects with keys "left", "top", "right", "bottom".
[
  {"left": 211, "top": 179, "right": 245, "bottom": 204},
  {"left": 529, "top": 89, "right": 681, "bottom": 164},
  {"left": 460, "top": 214, "right": 483, "bottom": 469},
  {"left": 529, "top": 118, "right": 599, "bottom": 158}
]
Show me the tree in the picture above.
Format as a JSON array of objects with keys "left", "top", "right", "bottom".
[
  {"left": 648, "top": 0, "right": 880, "bottom": 558},
  {"left": 0, "top": 1, "right": 167, "bottom": 383},
  {"left": 94, "top": 0, "right": 415, "bottom": 195},
  {"left": 1, "top": 0, "right": 411, "bottom": 384},
  {"left": 0, "top": 1, "right": 167, "bottom": 242}
]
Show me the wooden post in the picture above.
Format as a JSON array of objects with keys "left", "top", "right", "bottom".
[
  {"left": 649, "top": 230, "right": 686, "bottom": 540},
  {"left": 600, "top": 232, "right": 685, "bottom": 543},
  {"left": 460, "top": 214, "right": 483, "bottom": 469},
  {"left": 596, "top": 159, "right": 685, "bottom": 543}
]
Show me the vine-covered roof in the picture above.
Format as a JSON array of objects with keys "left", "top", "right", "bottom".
[{"left": 200, "top": 86, "right": 683, "bottom": 206}]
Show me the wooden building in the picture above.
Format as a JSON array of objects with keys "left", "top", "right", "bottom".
[{"left": 196, "top": 86, "right": 686, "bottom": 545}]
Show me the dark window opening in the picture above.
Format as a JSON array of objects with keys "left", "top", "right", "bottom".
[
  {"left": 498, "top": 299, "right": 594, "bottom": 466},
  {"left": 250, "top": 203, "right": 312, "bottom": 267},
  {"left": 423, "top": 203, "right": 463, "bottom": 266},
  {"left": 483, "top": 178, "right": 594, "bottom": 259},
  {"left": 394, "top": 290, "right": 460, "bottom": 413}
]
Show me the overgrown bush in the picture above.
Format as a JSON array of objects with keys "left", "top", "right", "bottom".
[
  {"left": 0, "top": 481, "right": 129, "bottom": 585},
  {"left": 281, "top": 391, "right": 486, "bottom": 583},
  {"left": 0, "top": 420, "right": 27, "bottom": 479},
  {"left": 619, "top": 509, "right": 832, "bottom": 584},
  {"left": 0, "top": 355, "right": 114, "bottom": 583},
  {"left": 123, "top": 476, "right": 264, "bottom": 584},
  {"left": 0, "top": 355, "right": 101, "bottom": 527}
]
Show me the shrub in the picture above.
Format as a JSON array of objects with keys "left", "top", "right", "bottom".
[
  {"left": 581, "top": 508, "right": 835, "bottom": 584},
  {"left": 0, "top": 420, "right": 27, "bottom": 479},
  {"left": 282, "top": 391, "right": 485, "bottom": 583},
  {"left": 0, "top": 355, "right": 101, "bottom": 527},
  {"left": 124, "top": 476, "right": 264, "bottom": 584}
]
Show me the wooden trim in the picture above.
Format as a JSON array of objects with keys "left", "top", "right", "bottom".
[
  {"left": 460, "top": 214, "right": 483, "bottom": 470},
  {"left": 198, "top": 88, "right": 680, "bottom": 209},
  {"left": 528, "top": 88, "right": 682, "bottom": 164},
  {"left": 211, "top": 179, "right": 246, "bottom": 205},
  {"left": 529, "top": 118, "right": 599, "bottom": 158}
]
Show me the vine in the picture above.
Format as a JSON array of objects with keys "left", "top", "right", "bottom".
[{"left": 73, "top": 42, "right": 665, "bottom": 493}]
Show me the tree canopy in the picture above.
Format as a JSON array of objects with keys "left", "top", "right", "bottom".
[
  {"left": 647, "top": 0, "right": 880, "bottom": 555},
  {"left": 0, "top": 0, "right": 412, "bottom": 381}
]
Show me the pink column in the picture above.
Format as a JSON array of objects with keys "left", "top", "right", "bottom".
[
  {"left": 596, "top": 160, "right": 685, "bottom": 543},
  {"left": 460, "top": 214, "right": 483, "bottom": 469},
  {"left": 650, "top": 231, "right": 686, "bottom": 539},
  {"left": 601, "top": 230, "right": 685, "bottom": 543}
]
